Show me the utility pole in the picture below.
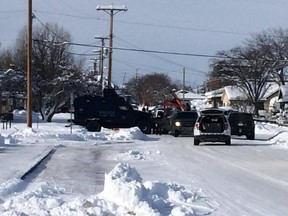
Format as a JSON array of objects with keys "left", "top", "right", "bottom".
[
  {"left": 182, "top": 67, "right": 186, "bottom": 99},
  {"left": 96, "top": 4, "right": 127, "bottom": 88},
  {"left": 27, "top": 0, "right": 32, "bottom": 127},
  {"left": 135, "top": 69, "right": 139, "bottom": 104},
  {"left": 122, "top": 72, "right": 126, "bottom": 87},
  {"left": 95, "top": 36, "right": 108, "bottom": 93}
]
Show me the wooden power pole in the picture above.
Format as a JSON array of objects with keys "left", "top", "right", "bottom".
[
  {"left": 27, "top": 0, "right": 32, "bottom": 127},
  {"left": 96, "top": 4, "right": 127, "bottom": 88}
]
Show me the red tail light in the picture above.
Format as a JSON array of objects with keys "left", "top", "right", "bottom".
[{"left": 195, "top": 122, "right": 200, "bottom": 130}]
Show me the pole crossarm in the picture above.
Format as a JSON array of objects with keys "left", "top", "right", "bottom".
[{"left": 96, "top": 5, "right": 127, "bottom": 14}]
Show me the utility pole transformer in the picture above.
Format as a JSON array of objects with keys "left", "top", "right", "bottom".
[{"left": 96, "top": 4, "right": 127, "bottom": 88}]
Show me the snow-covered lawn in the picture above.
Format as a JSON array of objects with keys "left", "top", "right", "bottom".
[{"left": 0, "top": 110, "right": 287, "bottom": 216}]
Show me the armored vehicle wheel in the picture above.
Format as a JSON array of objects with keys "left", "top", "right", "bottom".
[
  {"left": 137, "top": 120, "right": 152, "bottom": 134},
  {"left": 194, "top": 138, "right": 200, "bottom": 146},
  {"left": 86, "top": 121, "right": 101, "bottom": 132},
  {"left": 225, "top": 139, "right": 231, "bottom": 145},
  {"left": 174, "top": 130, "right": 180, "bottom": 137},
  {"left": 246, "top": 132, "right": 255, "bottom": 140}
]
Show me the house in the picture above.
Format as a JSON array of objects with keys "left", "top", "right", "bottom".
[
  {"left": 277, "top": 85, "right": 288, "bottom": 108},
  {"left": 221, "top": 86, "right": 248, "bottom": 109},
  {"left": 175, "top": 89, "right": 206, "bottom": 110},
  {"left": 204, "top": 88, "right": 224, "bottom": 108},
  {"left": 206, "top": 83, "right": 281, "bottom": 114},
  {"left": 261, "top": 84, "right": 280, "bottom": 112},
  {"left": 175, "top": 89, "right": 205, "bottom": 103},
  {"left": 0, "top": 69, "right": 26, "bottom": 121}
]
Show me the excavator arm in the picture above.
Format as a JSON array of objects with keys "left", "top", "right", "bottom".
[{"left": 163, "top": 90, "right": 185, "bottom": 116}]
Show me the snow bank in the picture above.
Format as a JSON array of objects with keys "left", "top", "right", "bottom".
[
  {"left": 270, "top": 131, "right": 288, "bottom": 149},
  {"left": 0, "top": 163, "right": 216, "bottom": 216},
  {"left": 99, "top": 163, "right": 216, "bottom": 215},
  {"left": 107, "top": 127, "right": 149, "bottom": 141},
  {"left": 1, "top": 126, "right": 148, "bottom": 146}
]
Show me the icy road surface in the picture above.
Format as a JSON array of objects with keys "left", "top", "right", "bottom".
[{"left": 26, "top": 134, "right": 288, "bottom": 216}]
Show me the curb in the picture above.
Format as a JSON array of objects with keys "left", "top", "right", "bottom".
[{"left": 20, "top": 147, "right": 55, "bottom": 180}]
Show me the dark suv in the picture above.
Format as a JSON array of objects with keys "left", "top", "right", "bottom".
[
  {"left": 194, "top": 109, "right": 231, "bottom": 145},
  {"left": 228, "top": 112, "right": 255, "bottom": 140},
  {"left": 170, "top": 110, "right": 199, "bottom": 137}
]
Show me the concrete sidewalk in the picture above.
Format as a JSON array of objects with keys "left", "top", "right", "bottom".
[{"left": 0, "top": 145, "right": 54, "bottom": 183}]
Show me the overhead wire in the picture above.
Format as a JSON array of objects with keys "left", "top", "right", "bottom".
[
  {"left": 32, "top": 10, "right": 250, "bottom": 36},
  {"left": 114, "top": 36, "right": 206, "bottom": 75}
]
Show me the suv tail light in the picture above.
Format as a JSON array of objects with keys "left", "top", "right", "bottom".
[
  {"left": 224, "top": 123, "right": 229, "bottom": 130},
  {"left": 195, "top": 122, "right": 200, "bottom": 130}
]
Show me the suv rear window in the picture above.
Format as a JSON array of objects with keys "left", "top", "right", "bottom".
[
  {"left": 175, "top": 112, "right": 198, "bottom": 119},
  {"left": 229, "top": 113, "right": 253, "bottom": 124},
  {"left": 200, "top": 115, "right": 225, "bottom": 133}
]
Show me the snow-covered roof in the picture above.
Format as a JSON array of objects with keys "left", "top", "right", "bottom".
[
  {"left": 204, "top": 88, "right": 224, "bottom": 99},
  {"left": 175, "top": 89, "right": 205, "bottom": 100},
  {"left": 278, "top": 85, "right": 288, "bottom": 102},
  {"left": 222, "top": 83, "right": 280, "bottom": 101},
  {"left": 223, "top": 86, "right": 247, "bottom": 101},
  {"left": 260, "top": 83, "right": 279, "bottom": 100}
]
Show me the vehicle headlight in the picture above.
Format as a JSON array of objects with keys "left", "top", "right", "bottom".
[{"left": 175, "top": 121, "right": 181, "bottom": 127}]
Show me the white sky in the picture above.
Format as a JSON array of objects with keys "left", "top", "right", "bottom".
[{"left": 1, "top": 0, "right": 288, "bottom": 87}]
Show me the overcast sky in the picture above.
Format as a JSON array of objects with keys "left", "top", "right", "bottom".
[{"left": 1, "top": 0, "right": 288, "bottom": 88}]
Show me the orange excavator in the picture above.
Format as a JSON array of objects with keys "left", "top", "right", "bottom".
[
  {"left": 154, "top": 90, "right": 185, "bottom": 134},
  {"left": 163, "top": 89, "right": 185, "bottom": 115}
]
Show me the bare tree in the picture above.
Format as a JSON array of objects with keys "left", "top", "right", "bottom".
[
  {"left": 0, "top": 47, "right": 14, "bottom": 69},
  {"left": 124, "top": 73, "right": 177, "bottom": 106},
  {"left": 213, "top": 43, "right": 274, "bottom": 116},
  {"left": 208, "top": 28, "right": 288, "bottom": 115},
  {"left": 251, "top": 28, "right": 288, "bottom": 85}
]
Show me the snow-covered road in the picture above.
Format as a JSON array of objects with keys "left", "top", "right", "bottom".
[
  {"left": 1, "top": 112, "right": 288, "bottom": 215},
  {"left": 23, "top": 134, "right": 288, "bottom": 216},
  {"left": 152, "top": 136, "right": 288, "bottom": 216}
]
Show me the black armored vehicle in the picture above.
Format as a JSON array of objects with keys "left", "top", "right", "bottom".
[{"left": 73, "top": 89, "right": 155, "bottom": 134}]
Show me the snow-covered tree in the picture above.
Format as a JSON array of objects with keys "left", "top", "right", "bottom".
[{"left": 30, "top": 23, "right": 85, "bottom": 121}]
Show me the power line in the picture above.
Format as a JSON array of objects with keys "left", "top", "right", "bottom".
[
  {"left": 47, "top": 41, "right": 225, "bottom": 59},
  {"left": 114, "top": 36, "right": 205, "bottom": 74},
  {"left": 114, "top": 20, "right": 250, "bottom": 36},
  {"left": 32, "top": 10, "right": 250, "bottom": 36},
  {"left": 33, "top": 15, "right": 67, "bottom": 41},
  {"left": 34, "top": 39, "right": 242, "bottom": 61}
]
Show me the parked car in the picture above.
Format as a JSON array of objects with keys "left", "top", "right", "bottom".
[
  {"left": 228, "top": 112, "right": 255, "bottom": 140},
  {"left": 194, "top": 108, "right": 231, "bottom": 145},
  {"left": 170, "top": 110, "right": 199, "bottom": 137}
]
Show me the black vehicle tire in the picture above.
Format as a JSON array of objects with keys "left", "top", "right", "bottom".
[
  {"left": 86, "top": 121, "right": 101, "bottom": 132},
  {"left": 246, "top": 132, "right": 255, "bottom": 140},
  {"left": 194, "top": 138, "right": 200, "bottom": 146},
  {"left": 225, "top": 139, "right": 231, "bottom": 145},
  {"left": 137, "top": 120, "right": 152, "bottom": 134},
  {"left": 174, "top": 130, "right": 180, "bottom": 137}
]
